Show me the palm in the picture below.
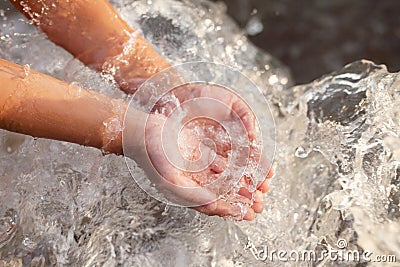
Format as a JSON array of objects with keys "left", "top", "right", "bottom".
[{"left": 143, "top": 83, "right": 272, "bottom": 220}]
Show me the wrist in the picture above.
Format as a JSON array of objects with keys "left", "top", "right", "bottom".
[
  {"left": 103, "top": 34, "right": 171, "bottom": 94},
  {"left": 121, "top": 108, "right": 165, "bottom": 161}
]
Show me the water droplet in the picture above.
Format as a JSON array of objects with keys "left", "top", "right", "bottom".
[
  {"left": 295, "top": 146, "right": 309, "bottom": 158},
  {"left": 268, "top": 74, "right": 279, "bottom": 85},
  {"left": 23, "top": 64, "right": 30, "bottom": 78}
]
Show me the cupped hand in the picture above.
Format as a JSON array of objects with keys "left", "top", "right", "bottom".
[{"left": 141, "top": 84, "right": 273, "bottom": 220}]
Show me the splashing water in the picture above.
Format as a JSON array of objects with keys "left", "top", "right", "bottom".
[{"left": 1, "top": 0, "right": 399, "bottom": 266}]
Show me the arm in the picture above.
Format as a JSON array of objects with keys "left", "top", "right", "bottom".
[
  {"left": 0, "top": 58, "right": 268, "bottom": 220},
  {"left": 9, "top": 0, "right": 171, "bottom": 93},
  {"left": 0, "top": 58, "right": 139, "bottom": 154}
]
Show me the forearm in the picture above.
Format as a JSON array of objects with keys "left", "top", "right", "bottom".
[
  {"left": 0, "top": 58, "right": 144, "bottom": 155},
  {"left": 10, "top": 0, "right": 171, "bottom": 93}
]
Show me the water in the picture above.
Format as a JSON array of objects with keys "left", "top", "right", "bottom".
[{"left": 0, "top": 0, "right": 399, "bottom": 266}]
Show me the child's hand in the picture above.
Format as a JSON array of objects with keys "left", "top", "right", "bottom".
[{"left": 134, "top": 84, "right": 273, "bottom": 221}]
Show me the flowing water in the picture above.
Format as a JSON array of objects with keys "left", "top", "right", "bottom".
[{"left": 0, "top": 0, "right": 399, "bottom": 266}]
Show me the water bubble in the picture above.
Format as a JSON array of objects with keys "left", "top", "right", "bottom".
[
  {"left": 294, "top": 146, "right": 309, "bottom": 158},
  {"left": 245, "top": 16, "right": 263, "bottom": 36},
  {"left": 23, "top": 64, "right": 30, "bottom": 78}
]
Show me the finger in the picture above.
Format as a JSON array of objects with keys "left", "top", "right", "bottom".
[
  {"left": 243, "top": 208, "right": 255, "bottom": 221},
  {"left": 194, "top": 194, "right": 256, "bottom": 220},
  {"left": 238, "top": 187, "right": 264, "bottom": 203},
  {"left": 162, "top": 176, "right": 220, "bottom": 206},
  {"left": 194, "top": 199, "right": 241, "bottom": 218},
  {"left": 252, "top": 202, "right": 264, "bottom": 213},
  {"left": 267, "top": 167, "right": 274, "bottom": 178},
  {"left": 241, "top": 112, "right": 257, "bottom": 140},
  {"left": 232, "top": 99, "right": 256, "bottom": 140},
  {"left": 210, "top": 155, "right": 227, "bottom": 174},
  {"left": 238, "top": 187, "right": 253, "bottom": 199},
  {"left": 255, "top": 161, "right": 273, "bottom": 193},
  {"left": 254, "top": 190, "right": 264, "bottom": 202},
  {"left": 257, "top": 180, "right": 270, "bottom": 193},
  {"left": 143, "top": 158, "right": 219, "bottom": 206}
]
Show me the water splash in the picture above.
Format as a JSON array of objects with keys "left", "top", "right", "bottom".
[
  {"left": 1, "top": 0, "right": 399, "bottom": 266},
  {"left": 0, "top": 209, "right": 18, "bottom": 249}
]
